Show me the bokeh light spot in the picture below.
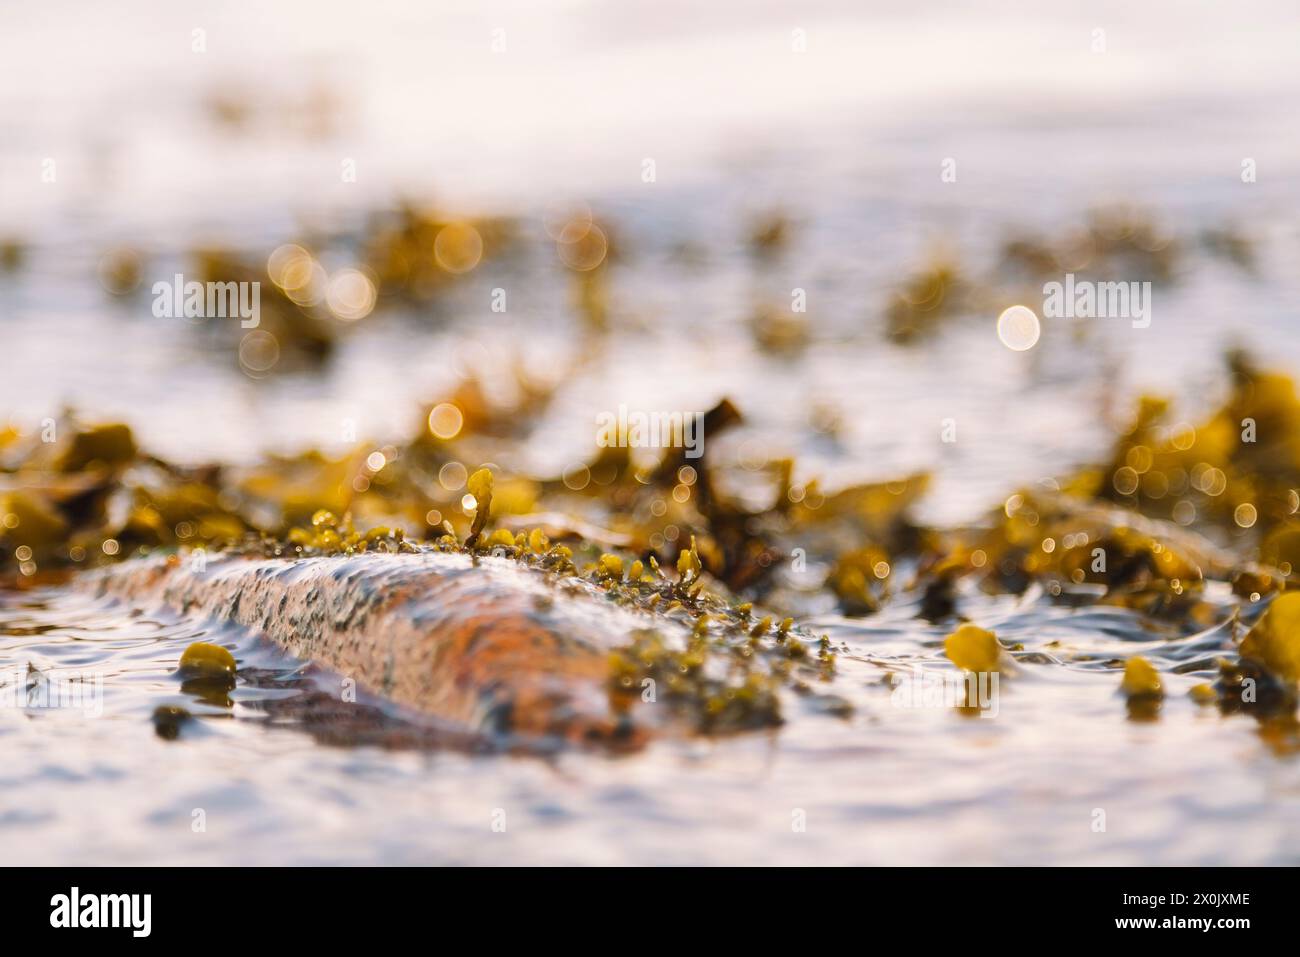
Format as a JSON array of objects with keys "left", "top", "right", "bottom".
[{"left": 997, "top": 305, "right": 1041, "bottom": 351}]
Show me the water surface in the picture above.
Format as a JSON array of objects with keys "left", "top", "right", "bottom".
[{"left": 3, "top": 0, "right": 1300, "bottom": 864}]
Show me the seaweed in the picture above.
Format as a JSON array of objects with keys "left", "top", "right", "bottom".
[{"left": 7, "top": 350, "right": 1300, "bottom": 738}]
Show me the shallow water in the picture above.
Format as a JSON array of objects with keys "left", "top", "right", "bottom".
[
  {"left": 4, "top": 0, "right": 1300, "bottom": 864},
  {"left": 4, "top": 573, "right": 1300, "bottom": 865}
]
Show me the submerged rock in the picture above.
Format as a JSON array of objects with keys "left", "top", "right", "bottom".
[{"left": 90, "top": 549, "right": 804, "bottom": 748}]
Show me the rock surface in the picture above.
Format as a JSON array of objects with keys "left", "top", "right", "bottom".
[{"left": 90, "top": 550, "right": 682, "bottom": 746}]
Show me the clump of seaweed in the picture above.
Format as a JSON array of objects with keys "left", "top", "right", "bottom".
[
  {"left": 0, "top": 237, "right": 24, "bottom": 271},
  {"left": 0, "top": 417, "right": 247, "bottom": 580},
  {"left": 285, "top": 510, "right": 418, "bottom": 556},
  {"left": 1065, "top": 350, "right": 1300, "bottom": 576},
  {"left": 749, "top": 303, "right": 811, "bottom": 356},
  {"left": 361, "top": 202, "right": 516, "bottom": 303},
  {"left": 98, "top": 202, "right": 518, "bottom": 377},
  {"left": 747, "top": 211, "right": 791, "bottom": 259},
  {"left": 942, "top": 489, "right": 1222, "bottom": 625},
  {"left": 999, "top": 205, "right": 1181, "bottom": 285},
  {"left": 916, "top": 350, "right": 1300, "bottom": 631},
  {"left": 885, "top": 260, "right": 967, "bottom": 344},
  {"left": 883, "top": 207, "right": 1219, "bottom": 346},
  {"left": 945, "top": 623, "right": 1004, "bottom": 674},
  {"left": 11, "top": 347, "right": 1300, "bottom": 737},
  {"left": 597, "top": 544, "right": 840, "bottom": 734}
]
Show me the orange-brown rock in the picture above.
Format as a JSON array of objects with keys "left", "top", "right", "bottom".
[{"left": 91, "top": 551, "right": 679, "bottom": 748}]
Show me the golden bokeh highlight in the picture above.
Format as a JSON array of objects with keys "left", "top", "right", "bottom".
[
  {"left": 558, "top": 224, "right": 607, "bottom": 271},
  {"left": 439, "top": 461, "right": 468, "bottom": 491},
  {"left": 433, "top": 223, "right": 484, "bottom": 274},
  {"left": 238, "top": 330, "right": 280, "bottom": 376},
  {"left": 427, "top": 403, "right": 464, "bottom": 440},
  {"left": 268, "top": 244, "right": 317, "bottom": 295},
  {"left": 327, "top": 268, "right": 377, "bottom": 322},
  {"left": 544, "top": 201, "right": 593, "bottom": 242},
  {"left": 562, "top": 464, "right": 591, "bottom": 491}
]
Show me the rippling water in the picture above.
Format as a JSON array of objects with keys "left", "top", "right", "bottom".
[
  {"left": 4, "top": 0, "right": 1300, "bottom": 864},
  {"left": 4, "top": 574, "right": 1300, "bottom": 865}
]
